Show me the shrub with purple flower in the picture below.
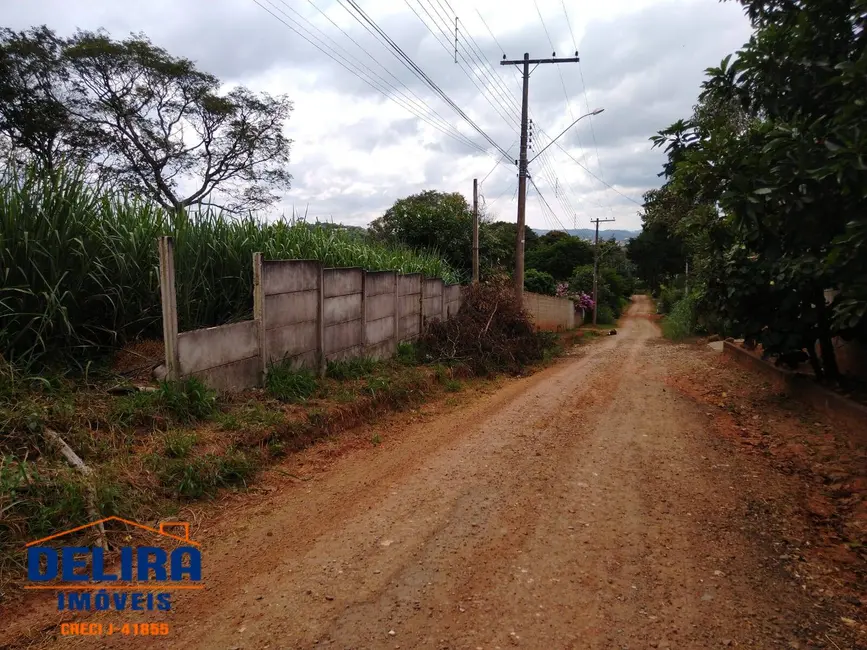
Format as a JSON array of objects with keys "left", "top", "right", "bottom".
[{"left": 556, "top": 282, "right": 594, "bottom": 311}]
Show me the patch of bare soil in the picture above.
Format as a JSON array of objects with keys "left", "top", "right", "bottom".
[{"left": 666, "top": 344, "right": 867, "bottom": 645}]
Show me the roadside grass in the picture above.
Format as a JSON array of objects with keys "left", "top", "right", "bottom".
[
  {"left": 661, "top": 295, "right": 697, "bottom": 341},
  {"left": 0, "top": 337, "right": 570, "bottom": 594}
]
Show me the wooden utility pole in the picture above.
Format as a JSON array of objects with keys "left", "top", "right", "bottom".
[
  {"left": 501, "top": 53, "right": 580, "bottom": 304},
  {"left": 591, "top": 217, "right": 615, "bottom": 325},
  {"left": 472, "top": 178, "right": 479, "bottom": 284}
]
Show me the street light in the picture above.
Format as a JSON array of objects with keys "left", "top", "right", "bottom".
[{"left": 527, "top": 108, "right": 604, "bottom": 164}]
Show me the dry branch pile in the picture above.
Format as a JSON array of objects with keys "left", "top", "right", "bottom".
[{"left": 419, "top": 279, "right": 554, "bottom": 375}]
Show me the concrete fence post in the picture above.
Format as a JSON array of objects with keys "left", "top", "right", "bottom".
[
  {"left": 316, "top": 263, "right": 326, "bottom": 377},
  {"left": 158, "top": 236, "right": 180, "bottom": 381},
  {"left": 360, "top": 270, "right": 368, "bottom": 353},
  {"left": 252, "top": 252, "right": 266, "bottom": 385},
  {"left": 393, "top": 273, "right": 400, "bottom": 351},
  {"left": 419, "top": 274, "right": 426, "bottom": 335},
  {"left": 440, "top": 284, "right": 445, "bottom": 322}
]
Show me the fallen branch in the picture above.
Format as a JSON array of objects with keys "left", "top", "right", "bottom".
[{"left": 43, "top": 428, "right": 108, "bottom": 550}]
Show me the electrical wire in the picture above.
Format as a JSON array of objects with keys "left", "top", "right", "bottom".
[
  {"left": 337, "top": 0, "right": 513, "bottom": 161},
  {"left": 253, "top": 0, "right": 490, "bottom": 156},
  {"left": 404, "top": 0, "right": 518, "bottom": 131}
]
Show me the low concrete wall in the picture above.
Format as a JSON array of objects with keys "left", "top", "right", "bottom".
[
  {"left": 177, "top": 320, "right": 260, "bottom": 391},
  {"left": 723, "top": 341, "right": 867, "bottom": 436},
  {"left": 161, "top": 248, "right": 463, "bottom": 391},
  {"left": 524, "top": 292, "right": 575, "bottom": 331}
]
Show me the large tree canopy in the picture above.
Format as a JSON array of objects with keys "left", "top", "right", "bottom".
[
  {"left": 631, "top": 0, "right": 867, "bottom": 380},
  {"left": 0, "top": 26, "right": 293, "bottom": 212}
]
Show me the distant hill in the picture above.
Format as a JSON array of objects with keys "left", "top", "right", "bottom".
[{"left": 534, "top": 228, "right": 639, "bottom": 243}]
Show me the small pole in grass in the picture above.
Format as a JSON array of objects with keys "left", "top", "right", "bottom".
[{"left": 158, "top": 236, "right": 180, "bottom": 381}]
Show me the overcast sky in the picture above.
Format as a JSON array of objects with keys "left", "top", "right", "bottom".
[{"left": 4, "top": 0, "right": 752, "bottom": 231}]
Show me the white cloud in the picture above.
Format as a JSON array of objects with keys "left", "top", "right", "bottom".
[{"left": 3, "top": 0, "right": 752, "bottom": 230}]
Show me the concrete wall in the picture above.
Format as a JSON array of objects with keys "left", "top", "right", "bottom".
[
  {"left": 163, "top": 250, "right": 463, "bottom": 391},
  {"left": 523, "top": 292, "right": 576, "bottom": 331}
]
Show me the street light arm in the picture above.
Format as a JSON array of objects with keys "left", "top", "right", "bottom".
[{"left": 527, "top": 108, "right": 603, "bottom": 164}]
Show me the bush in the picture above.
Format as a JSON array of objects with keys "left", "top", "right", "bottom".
[
  {"left": 418, "top": 278, "right": 556, "bottom": 375},
  {"left": 656, "top": 284, "right": 683, "bottom": 314},
  {"left": 524, "top": 269, "right": 557, "bottom": 296},
  {"left": 661, "top": 295, "right": 697, "bottom": 341},
  {"left": 596, "top": 304, "right": 616, "bottom": 325}
]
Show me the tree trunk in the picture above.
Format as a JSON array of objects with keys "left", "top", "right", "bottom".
[
  {"left": 816, "top": 290, "right": 840, "bottom": 382},
  {"left": 806, "top": 338, "right": 824, "bottom": 379}
]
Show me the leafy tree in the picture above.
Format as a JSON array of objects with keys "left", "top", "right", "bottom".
[
  {"left": 483, "top": 221, "right": 538, "bottom": 273},
  {"left": 370, "top": 190, "right": 474, "bottom": 273},
  {"left": 525, "top": 234, "right": 593, "bottom": 280},
  {"left": 0, "top": 26, "right": 293, "bottom": 212},
  {"left": 637, "top": 0, "right": 867, "bottom": 379},
  {"left": 523, "top": 269, "right": 556, "bottom": 296},
  {"left": 0, "top": 26, "right": 81, "bottom": 171}
]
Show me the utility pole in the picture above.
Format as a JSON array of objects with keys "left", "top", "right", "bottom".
[
  {"left": 591, "top": 217, "right": 615, "bottom": 325},
  {"left": 472, "top": 178, "right": 479, "bottom": 284},
  {"left": 501, "top": 52, "right": 580, "bottom": 303},
  {"left": 684, "top": 260, "right": 689, "bottom": 295}
]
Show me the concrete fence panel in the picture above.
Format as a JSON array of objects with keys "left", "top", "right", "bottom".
[
  {"left": 444, "top": 284, "right": 462, "bottom": 319},
  {"left": 423, "top": 278, "right": 444, "bottom": 324},
  {"left": 398, "top": 273, "right": 422, "bottom": 341},
  {"left": 364, "top": 271, "right": 398, "bottom": 359},
  {"left": 261, "top": 260, "right": 320, "bottom": 368},
  {"left": 323, "top": 268, "right": 364, "bottom": 361},
  {"left": 177, "top": 320, "right": 260, "bottom": 391}
]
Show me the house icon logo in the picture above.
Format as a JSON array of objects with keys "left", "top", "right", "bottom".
[{"left": 26, "top": 516, "right": 204, "bottom": 618}]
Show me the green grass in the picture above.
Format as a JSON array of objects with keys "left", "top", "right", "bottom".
[
  {"left": 326, "top": 357, "right": 379, "bottom": 380},
  {"left": 163, "top": 430, "right": 197, "bottom": 459},
  {"left": 113, "top": 378, "right": 217, "bottom": 427},
  {"left": 0, "top": 163, "right": 459, "bottom": 369},
  {"left": 266, "top": 363, "right": 318, "bottom": 403},
  {"left": 661, "top": 295, "right": 697, "bottom": 341},
  {"left": 155, "top": 448, "right": 256, "bottom": 499}
]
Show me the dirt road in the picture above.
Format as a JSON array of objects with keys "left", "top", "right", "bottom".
[{"left": 23, "top": 296, "right": 865, "bottom": 649}]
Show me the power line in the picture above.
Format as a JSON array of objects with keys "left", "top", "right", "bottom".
[
  {"left": 404, "top": 0, "right": 518, "bottom": 131},
  {"left": 302, "top": 0, "right": 480, "bottom": 145},
  {"left": 254, "top": 0, "right": 490, "bottom": 156},
  {"left": 553, "top": 139, "right": 642, "bottom": 205},
  {"left": 337, "top": 0, "right": 512, "bottom": 161},
  {"left": 530, "top": 176, "right": 568, "bottom": 232}
]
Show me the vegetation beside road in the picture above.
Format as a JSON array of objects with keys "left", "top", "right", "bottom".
[
  {"left": 0, "top": 279, "right": 586, "bottom": 596},
  {"left": 626, "top": 0, "right": 867, "bottom": 380}
]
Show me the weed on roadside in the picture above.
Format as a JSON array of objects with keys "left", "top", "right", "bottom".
[
  {"left": 327, "top": 357, "right": 379, "bottom": 380},
  {"left": 113, "top": 378, "right": 217, "bottom": 428},
  {"left": 266, "top": 362, "right": 317, "bottom": 403},
  {"left": 155, "top": 447, "right": 256, "bottom": 499}
]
